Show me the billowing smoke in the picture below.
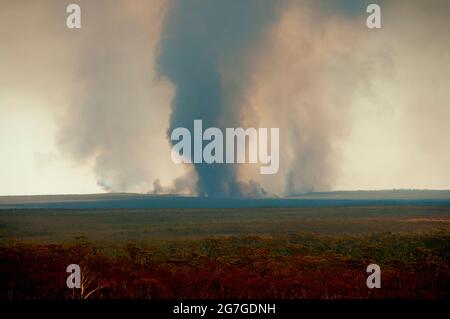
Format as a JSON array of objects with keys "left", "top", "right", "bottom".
[
  {"left": 156, "top": 0, "right": 280, "bottom": 197},
  {"left": 237, "top": 0, "right": 389, "bottom": 195},
  {"left": 3, "top": 0, "right": 449, "bottom": 196},
  {"left": 239, "top": 0, "right": 450, "bottom": 195},
  {"left": 55, "top": 0, "right": 186, "bottom": 193}
]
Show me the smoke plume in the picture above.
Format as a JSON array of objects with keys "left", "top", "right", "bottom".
[
  {"left": 55, "top": 0, "right": 185, "bottom": 193},
  {"left": 3, "top": 0, "right": 449, "bottom": 196},
  {"left": 156, "top": 0, "right": 280, "bottom": 197}
]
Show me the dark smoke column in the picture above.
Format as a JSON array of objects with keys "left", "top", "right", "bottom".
[{"left": 157, "top": 0, "right": 279, "bottom": 197}]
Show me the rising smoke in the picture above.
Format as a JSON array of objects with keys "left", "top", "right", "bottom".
[
  {"left": 156, "top": 0, "right": 280, "bottom": 197},
  {"left": 55, "top": 0, "right": 185, "bottom": 193},
  {"left": 4, "top": 0, "right": 447, "bottom": 196}
]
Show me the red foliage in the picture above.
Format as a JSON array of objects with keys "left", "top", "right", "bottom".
[{"left": 0, "top": 242, "right": 448, "bottom": 299}]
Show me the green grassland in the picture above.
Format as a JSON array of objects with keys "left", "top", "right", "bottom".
[
  {"left": 1, "top": 206, "right": 449, "bottom": 243},
  {"left": 1, "top": 205, "right": 449, "bottom": 268}
]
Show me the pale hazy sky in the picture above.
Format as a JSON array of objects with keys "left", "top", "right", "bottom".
[{"left": 0, "top": 0, "right": 449, "bottom": 196}]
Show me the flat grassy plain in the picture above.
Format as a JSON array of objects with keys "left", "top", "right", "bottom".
[
  {"left": 1, "top": 206, "right": 449, "bottom": 241},
  {"left": 0, "top": 205, "right": 449, "bottom": 299}
]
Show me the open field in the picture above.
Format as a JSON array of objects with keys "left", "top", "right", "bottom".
[
  {"left": 0, "top": 205, "right": 449, "bottom": 299},
  {"left": 1, "top": 206, "right": 450, "bottom": 241}
]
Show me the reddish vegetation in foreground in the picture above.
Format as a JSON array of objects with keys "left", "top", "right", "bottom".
[{"left": 1, "top": 236, "right": 449, "bottom": 299}]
